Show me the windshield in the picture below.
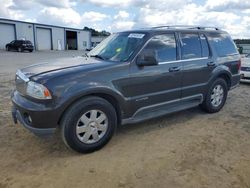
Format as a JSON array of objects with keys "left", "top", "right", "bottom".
[{"left": 88, "top": 32, "right": 146, "bottom": 62}]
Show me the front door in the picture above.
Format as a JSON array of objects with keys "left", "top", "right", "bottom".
[{"left": 128, "top": 33, "right": 182, "bottom": 116}]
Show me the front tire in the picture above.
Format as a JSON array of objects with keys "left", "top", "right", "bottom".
[
  {"left": 61, "top": 96, "right": 117, "bottom": 153},
  {"left": 201, "top": 78, "right": 228, "bottom": 113},
  {"left": 6, "top": 46, "right": 10, "bottom": 51}
]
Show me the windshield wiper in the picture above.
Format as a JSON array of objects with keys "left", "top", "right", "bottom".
[
  {"left": 82, "top": 53, "right": 89, "bottom": 58},
  {"left": 90, "top": 54, "right": 105, "bottom": 60}
]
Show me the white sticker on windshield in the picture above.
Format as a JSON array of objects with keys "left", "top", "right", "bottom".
[{"left": 128, "top": 33, "right": 145, "bottom": 39}]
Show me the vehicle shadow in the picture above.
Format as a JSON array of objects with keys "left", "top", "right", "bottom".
[
  {"left": 31, "top": 106, "right": 206, "bottom": 156},
  {"left": 6, "top": 106, "right": 207, "bottom": 157},
  {"left": 117, "top": 106, "right": 206, "bottom": 135}
]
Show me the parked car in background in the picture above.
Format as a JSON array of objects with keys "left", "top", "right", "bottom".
[
  {"left": 240, "top": 54, "right": 250, "bottom": 83},
  {"left": 6, "top": 40, "right": 34, "bottom": 52},
  {"left": 11, "top": 26, "right": 241, "bottom": 153}
]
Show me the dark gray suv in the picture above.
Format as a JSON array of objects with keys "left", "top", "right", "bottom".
[{"left": 11, "top": 26, "right": 241, "bottom": 153}]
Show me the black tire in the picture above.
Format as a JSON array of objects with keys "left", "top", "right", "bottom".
[
  {"left": 201, "top": 78, "right": 228, "bottom": 113},
  {"left": 6, "top": 46, "right": 10, "bottom": 51},
  {"left": 61, "top": 96, "right": 117, "bottom": 153},
  {"left": 29, "top": 50, "right": 33, "bottom": 52},
  {"left": 18, "top": 47, "right": 22, "bottom": 52}
]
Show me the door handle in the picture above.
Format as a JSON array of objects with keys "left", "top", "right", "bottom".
[
  {"left": 207, "top": 62, "right": 216, "bottom": 66},
  {"left": 169, "top": 66, "right": 181, "bottom": 72}
]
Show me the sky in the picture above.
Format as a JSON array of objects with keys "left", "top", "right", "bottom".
[{"left": 0, "top": 0, "right": 250, "bottom": 39}]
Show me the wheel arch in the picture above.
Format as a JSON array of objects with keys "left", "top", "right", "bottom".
[
  {"left": 209, "top": 66, "right": 232, "bottom": 90},
  {"left": 58, "top": 91, "right": 123, "bottom": 127},
  {"left": 217, "top": 73, "right": 231, "bottom": 90}
]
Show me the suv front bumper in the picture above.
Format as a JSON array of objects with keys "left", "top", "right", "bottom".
[
  {"left": 11, "top": 91, "right": 58, "bottom": 136},
  {"left": 240, "top": 71, "right": 250, "bottom": 83},
  {"left": 12, "top": 107, "right": 56, "bottom": 136}
]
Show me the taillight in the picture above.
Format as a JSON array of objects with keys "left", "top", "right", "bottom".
[{"left": 237, "top": 59, "right": 241, "bottom": 72}]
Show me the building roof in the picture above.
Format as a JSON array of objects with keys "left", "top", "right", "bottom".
[{"left": 0, "top": 17, "right": 89, "bottom": 32}]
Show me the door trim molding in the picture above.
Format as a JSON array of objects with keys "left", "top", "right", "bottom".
[
  {"left": 159, "top": 57, "right": 209, "bottom": 65},
  {"left": 122, "top": 94, "right": 203, "bottom": 125}
]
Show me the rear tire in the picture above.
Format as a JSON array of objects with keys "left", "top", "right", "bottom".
[
  {"left": 29, "top": 50, "right": 33, "bottom": 52},
  {"left": 18, "top": 47, "right": 22, "bottom": 52},
  {"left": 61, "top": 96, "right": 117, "bottom": 153},
  {"left": 201, "top": 78, "right": 228, "bottom": 113}
]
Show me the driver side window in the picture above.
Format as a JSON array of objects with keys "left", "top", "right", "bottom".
[{"left": 143, "top": 34, "right": 177, "bottom": 62}]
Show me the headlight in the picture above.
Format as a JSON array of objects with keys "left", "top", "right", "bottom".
[{"left": 26, "top": 81, "right": 52, "bottom": 99}]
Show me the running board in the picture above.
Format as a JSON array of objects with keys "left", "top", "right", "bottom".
[{"left": 122, "top": 94, "right": 203, "bottom": 125}]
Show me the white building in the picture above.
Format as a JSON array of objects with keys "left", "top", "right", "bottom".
[
  {"left": 91, "top": 36, "right": 107, "bottom": 48},
  {"left": 0, "top": 18, "right": 91, "bottom": 51}
]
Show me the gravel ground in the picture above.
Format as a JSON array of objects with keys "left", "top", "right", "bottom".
[{"left": 0, "top": 50, "right": 249, "bottom": 188}]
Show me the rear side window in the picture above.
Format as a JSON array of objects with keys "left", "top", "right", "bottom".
[
  {"left": 25, "top": 41, "right": 32, "bottom": 44},
  {"left": 209, "top": 33, "right": 237, "bottom": 57},
  {"left": 180, "top": 33, "right": 202, "bottom": 59},
  {"left": 144, "top": 34, "right": 177, "bottom": 62}
]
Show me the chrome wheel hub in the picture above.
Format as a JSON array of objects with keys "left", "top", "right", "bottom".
[
  {"left": 210, "top": 84, "right": 224, "bottom": 107},
  {"left": 76, "top": 110, "right": 108, "bottom": 144}
]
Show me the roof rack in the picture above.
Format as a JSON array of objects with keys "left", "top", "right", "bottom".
[{"left": 151, "top": 25, "right": 220, "bottom": 30}]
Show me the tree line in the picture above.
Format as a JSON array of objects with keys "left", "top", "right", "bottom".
[
  {"left": 83, "top": 27, "right": 111, "bottom": 37},
  {"left": 234, "top": 39, "right": 250, "bottom": 44}
]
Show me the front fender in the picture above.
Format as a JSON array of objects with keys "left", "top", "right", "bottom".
[{"left": 53, "top": 81, "right": 128, "bottom": 119}]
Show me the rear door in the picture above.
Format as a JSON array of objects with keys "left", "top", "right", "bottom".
[
  {"left": 13, "top": 40, "right": 21, "bottom": 50},
  {"left": 179, "top": 32, "right": 214, "bottom": 99}
]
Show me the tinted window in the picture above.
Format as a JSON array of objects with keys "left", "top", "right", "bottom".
[
  {"left": 209, "top": 33, "right": 237, "bottom": 57},
  {"left": 181, "top": 33, "right": 202, "bottom": 59},
  {"left": 144, "top": 34, "right": 177, "bottom": 62},
  {"left": 200, "top": 34, "right": 209, "bottom": 57},
  {"left": 16, "top": 40, "right": 22, "bottom": 44},
  {"left": 25, "top": 41, "right": 32, "bottom": 44}
]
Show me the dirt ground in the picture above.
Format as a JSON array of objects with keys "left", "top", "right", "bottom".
[{"left": 0, "top": 51, "right": 250, "bottom": 188}]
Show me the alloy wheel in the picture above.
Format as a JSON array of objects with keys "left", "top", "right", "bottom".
[{"left": 210, "top": 84, "right": 224, "bottom": 107}]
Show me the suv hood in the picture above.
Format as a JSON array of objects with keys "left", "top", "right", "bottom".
[{"left": 19, "top": 56, "right": 111, "bottom": 78}]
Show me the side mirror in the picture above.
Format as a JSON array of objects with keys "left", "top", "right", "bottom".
[{"left": 136, "top": 49, "right": 158, "bottom": 66}]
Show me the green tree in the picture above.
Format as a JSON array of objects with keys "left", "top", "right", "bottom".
[{"left": 83, "top": 27, "right": 110, "bottom": 36}]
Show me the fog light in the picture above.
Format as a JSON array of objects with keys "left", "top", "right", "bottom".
[
  {"left": 24, "top": 113, "right": 32, "bottom": 124},
  {"left": 27, "top": 115, "right": 32, "bottom": 123}
]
